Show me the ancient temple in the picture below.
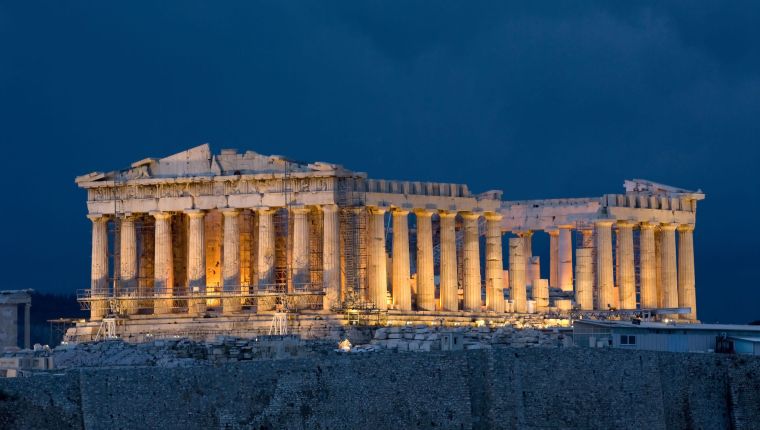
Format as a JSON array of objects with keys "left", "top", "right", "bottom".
[{"left": 75, "top": 144, "right": 703, "bottom": 328}]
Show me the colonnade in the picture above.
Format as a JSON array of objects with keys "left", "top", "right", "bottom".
[
  {"left": 88, "top": 207, "right": 698, "bottom": 321},
  {"left": 88, "top": 205, "right": 343, "bottom": 320},
  {"left": 365, "top": 209, "right": 506, "bottom": 313}
]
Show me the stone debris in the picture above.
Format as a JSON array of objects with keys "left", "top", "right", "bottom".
[{"left": 2, "top": 326, "right": 572, "bottom": 370}]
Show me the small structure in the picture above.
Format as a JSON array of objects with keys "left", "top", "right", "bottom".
[
  {"left": 440, "top": 331, "right": 464, "bottom": 351},
  {"left": 0, "top": 290, "right": 33, "bottom": 350},
  {"left": 574, "top": 320, "right": 760, "bottom": 353},
  {"left": 730, "top": 337, "right": 760, "bottom": 356}
]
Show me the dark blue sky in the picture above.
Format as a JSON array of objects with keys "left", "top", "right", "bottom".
[{"left": 1, "top": 2, "right": 758, "bottom": 322}]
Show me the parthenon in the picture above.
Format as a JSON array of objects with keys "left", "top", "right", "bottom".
[{"left": 75, "top": 144, "right": 704, "bottom": 329}]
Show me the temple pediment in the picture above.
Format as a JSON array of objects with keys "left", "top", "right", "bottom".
[{"left": 75, "top": 144, "right": 350, "bottom": 184}]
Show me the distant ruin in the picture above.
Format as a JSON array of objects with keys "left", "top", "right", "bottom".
[{"left": 68, "top": 144, "right": 703, "bottom": 341}]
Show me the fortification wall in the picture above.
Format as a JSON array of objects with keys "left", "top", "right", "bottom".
[{"left": 1, "top": 348, "right": 759, "bottom": 429}]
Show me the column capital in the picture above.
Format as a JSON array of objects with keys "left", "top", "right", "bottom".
[
  {"left": 222, "top": 208, "right": 241, "bottom": 217},
  {"left": 677, "top": 224, "right": 695, "bottom": 232},
  {"left": 484, "top": 212, "right": 502, "bottom": 222},
  {"left": 659, "top": 223, "right": 678, "bottom": 231},
  {"left": 512, "top": 229, "right": 533, "bottom": 237},
  {"left": 184, "top": 209, "right": 206, "bottom": 219},
  {"left": 413, "top": 208, "right": 434, "bottom": 218},
  {"left": 594, "top": 219, "right": 615, "bottom": 227},
  {"left": 256, "top": 206, "right": 279, "bottom": 214},
  {"left": 617, "top": 220, "right": 636, "bottom": 228},
  {"left": 392, "top": 208, "right": 410, "bottom": 216},
  {"left": 438, "top": 210, "right": 457, "bottom": 219},
  {"left": 545, "top": 228, "right": 560, "bottom": 236},
  {"left": 639, "top": 221, "right": 656, "bottom": 230},
  {"left": 368, "top": 206, "right": 387, "bottom": 215},
  {"left": 150, "top": 211, "right": 172, "bottom": 221},
  {"left": 87, "top": 214, "right": 108, "bottom": 222},
  {"left": 557, "top": 224, "right": 575, "bottom": 230},
  {"left": 321, "top": 204, "right": 339, "bottom": 213},
  {"left": 460, "top": 212, "right": 481, "bottom": 221}
]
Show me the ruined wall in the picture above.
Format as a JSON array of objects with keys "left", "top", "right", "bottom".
[{"left": 1, "top": 348, "right": 759, "bottom": 430}]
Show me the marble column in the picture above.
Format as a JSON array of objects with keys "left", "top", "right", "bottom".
[
  {"left": 322, "top": 204, "right": 341, "bottom": 310},
  {"left": 678, "top": 224, "right": 697, "bottom": 320},
  {"left": 558, "top": 226, "right": 574, "bottom": 292},
  {"left": 257, "top": 208, "right": 276, "bottom": 288},
  {"left": 23, "top": 303, "right": 30, "bottom": 349},
  {"left": 291, "top": 207, "right": 311, "bottom": 287},
  {"left": 617, "top": 221, "right": 636, "bottom": 309},
  {"left": 660, "top": 223, "right": 679, "bottom": 313},
  {"left": 462, "top": 213, "right": 482, "bottom": 311},
  {"left": 518, "top": 231, "right": 533, "bottom": 275},
  {"left": 391, "top": 209, "right": 411, "bottom": 311},
  {"left": 533, "top": 279, "right": 549, "bottom": 311},
  {"left": 367, "top": 207, "right": 388, "bottom": 309},
  {"left": 485, "top": 213, "right": 505, "bottom": 313},
  {"left": 186, "top": 210, "right": 206, "bottom": 314},
  {"left": 655, "top": 228, "right": 664, "bottom": 308},
  {"left": 439, "top": 211, "right": 459, "bottom": 311},
  {"left": 222, "top": 209, "right": 241, "bottom": 314},
  {"left": 595, "top": 220, "right": 615, "bottom": 310},
  {"left": 508, "top": 237, "right": 527, "bottom": 313},
  {"left": 153, "top": 212, "right": 174, "bottom": 314},
  {"left": 415, "top": 210, "right": 435, "bottom": 311},
  {"left": 88, "top": 215, "right": 109, "bottom": 321},
  {"left": 548, "top": 230, "right": 559, "bottom": 289},
  {"left": 574, "top": 248, "right": 594, "bottom": 310},
  {"left": 639, "top": 222, "right": 657, "bottom": 309},
  {"left": 119, "top": 215, "right": 138, "bottom": 315}
]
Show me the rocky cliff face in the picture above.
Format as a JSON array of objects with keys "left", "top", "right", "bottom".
[{"left": 1, "top": 348, "right": 758, "bottom": 430}]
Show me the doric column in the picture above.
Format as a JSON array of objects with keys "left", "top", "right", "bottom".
[
  {"left": 485, "top": 213, "right": 505, "bottom": 312},
  {"left": 439, "top": 211, "right": 459, "bottom": 311},
  {"left": 221, "top": 209, "right": 241, "bottom": 313},
  {"left": 660, "top": 223, "right": 679, "bottom": 313},
  {"left": 639, "top": 222, "right": 657, "bottom": 309},
  {"left": 508, "top": 237, "right": 527, "bottom": 313},
  {"left": 533, "top": 279, "right": 549, "bottom": 312},
  {"left": 617, "top": 221, "right": 636, "bottom": 309},
  {"left": 152, "top": 212, "right": 174, "bottom": 314},
  {"left": 558, "top": 226, "right": 574, "bottom": 292},
  {"left": 518, "top": 230, "right": 533, "bottom": 275},
  {"left": 257, "top": 208, "right": 276, "bottom": 288},
  {"left": 462, "top": 213, "right": 482, "bottom": 311},
  {"left": 574, "top": 248, "right": 594, "bottom": 310},
  {"left": 24, "top": 303, "right": 30, "bottom": 349},
  {"left": 291, "top": 207, "right": 311, "bottom": 287},
  {"left": 655, "top": 228, "right": 664, "bottom": 308},
  {"left": 415, "top": 210, "right": 435, "bottom": 311},
  {"left": 678, "top": 224, "right": 697, "bottom": 320},
  {"left": 322, "top": 204, "right": 341, "bottom": 310},
  {"left": 367, "top": 207, "right": 388, "bottom": 309},
  {"left": 595, "top": 220, "right": 615, "bottom": 310},
  {"left": 186, "top": 210, "right": 206, "bottom": 314},
  {"left": 548, "top": 229, "right": 559, "bottom": 288},
  {"left": 119, "top": 215, "right": 138, "bottom": 315},
  {"left": 391, "top": 209, "right": 411, "bottom": 311},
  {"left": 88, "top": 215, "right": 109, "bottom": 321},
  {"left": 580, "top": 229, "right": 594, "bottom": 248}
]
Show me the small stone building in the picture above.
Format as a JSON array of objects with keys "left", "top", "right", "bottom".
[{"left": 0, "top": 290, "right": 33, "bottom": 350}]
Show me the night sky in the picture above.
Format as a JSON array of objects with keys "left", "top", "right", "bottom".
[{"left": 1, "top": 2, "right": 758, "bottom": 323}]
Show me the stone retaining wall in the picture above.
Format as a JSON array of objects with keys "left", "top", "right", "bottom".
[{"left": 1, "top": 348, "right": 759, "bottom": 429}]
